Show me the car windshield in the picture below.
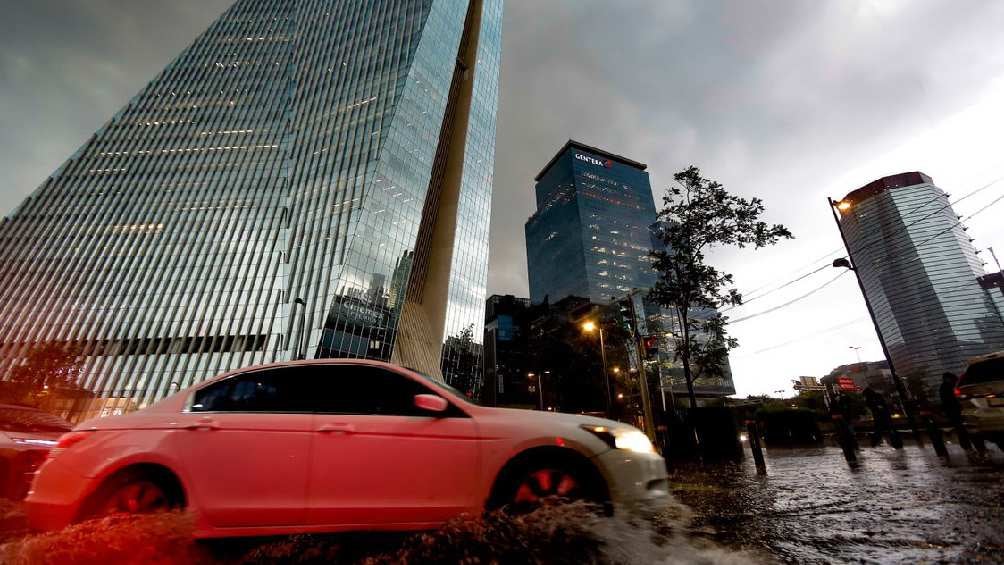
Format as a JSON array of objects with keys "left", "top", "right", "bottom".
[
  {"left": 0, "top": 407, "right": 73, "bottom": 433},
  {"left": 408, "top": 369, "right": 481, "bottom": 406},
  {"left": 965, "top": 357, "right": 1004, "bottom": 385}
]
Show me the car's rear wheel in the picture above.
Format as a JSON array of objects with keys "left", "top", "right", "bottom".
[
  {"left": 83, "top": 467, "right": 184, "bottom": 520},
  {"left": 99, "top": 479, "right": 170, "bottom": 515}
]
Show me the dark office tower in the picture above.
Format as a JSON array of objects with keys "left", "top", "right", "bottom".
[
  {"left": 483, "top": 294, "right": 532, "bottom": 406},
  {"left": 836, "top": 172, "right": 1004, "bottom": 398},
  {"left": 0, "top": 0, "right": 502, "bottom": 419},
  {"left": 525, "top": 140, "right": 657, "bottom": 305}
]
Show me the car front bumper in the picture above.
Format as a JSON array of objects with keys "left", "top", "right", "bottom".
[{"left": 592, "top": 448, "right": 670, "bottom": 511}]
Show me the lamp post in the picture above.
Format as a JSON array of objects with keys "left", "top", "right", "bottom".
[
  {"left": 581, "top": 321, "right": 612, "bottom": 418},
  {"left": 528, "top": 371, "right": 544, "bottom": 411},
  {"left": 849, "top": 346, "right": 863, "bottom": 364},
  {"left": 827, "top": 197, "right": 923, "bottom": 446}
]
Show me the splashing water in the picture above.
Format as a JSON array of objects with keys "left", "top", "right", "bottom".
[{"left": 0, "top": 499, "right": 760, "bottom": 564}]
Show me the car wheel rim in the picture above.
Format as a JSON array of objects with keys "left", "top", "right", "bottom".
[
  {"left": 103, "top": 480, "right": 169, "bottom": 515},
  {"left": 513, "top": 468, "right": 579, "bottom": 505}
]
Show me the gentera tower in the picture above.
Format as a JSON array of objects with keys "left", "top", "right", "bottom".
[{"left": 0, "top": 0, "right": 502, "bottom": 418}]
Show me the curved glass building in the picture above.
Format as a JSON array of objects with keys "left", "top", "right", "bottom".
[
  {"left": 836, "top": 172, "right": 1004, "bottom": 398},
  {"left": 0, "top": 0, "right": 502, "bottom": 419}
]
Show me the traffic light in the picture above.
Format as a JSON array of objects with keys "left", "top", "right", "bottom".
[{"left": 643, "top": 335, "right": 659, "bottom": 357}]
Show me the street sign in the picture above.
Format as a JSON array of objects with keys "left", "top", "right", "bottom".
[{"left": 837, "top": 376, "right": 860, "bottom": 392}]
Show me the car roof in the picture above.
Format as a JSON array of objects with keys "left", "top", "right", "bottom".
[
  {"left": 967, "top": 351, "right": 1004, "bottom": 366},
  {"left": 194, "top": 358, "right": 430, "bottom": 389}
]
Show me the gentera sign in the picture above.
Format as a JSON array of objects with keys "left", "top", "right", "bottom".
[{"left": 575, "top": 153, "right": 613, "bottom": 169}]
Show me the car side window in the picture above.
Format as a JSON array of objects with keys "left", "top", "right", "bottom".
[
  {"left": 191, "top": 367, "right": 310, "bottom": 413},
  {"left": 312, "top": 366, "right": 435, "bottom": 416}
]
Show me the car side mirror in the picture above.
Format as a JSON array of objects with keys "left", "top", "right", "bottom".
[{"left": 414, "top": 394, "right": 449, "bottom": 414}]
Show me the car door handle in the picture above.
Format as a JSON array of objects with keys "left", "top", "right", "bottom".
[
  {"left": 317, "top": 423, "right": 355, "bottom": 434},
  {"left": 185, "top": 417, "right": 220, "bottom": 430}
]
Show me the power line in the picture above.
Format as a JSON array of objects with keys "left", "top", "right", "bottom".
[
  {"left": 730, "top": 270, "right": 850, "bottom": 324},
  {"left": 871, "top": 188, "right": 1004, "bottom": 275},
  {"left": 729, "top": 186, "right": 1004, "bottom": 325},
  {"left": 728, "top": 175, "right": 1004, "bottom": 311},
  {"left": 735, "top": 316, "right": 869, "bottom": 356},
  {"left": 723, "top": 263, "right": 830, "bottom": 312},
  {"left": 847, "top": 175, "right": 1004, "bottom": 259},
  {"left": 740, "top": 247, "right": 843, "bottom": 298}
]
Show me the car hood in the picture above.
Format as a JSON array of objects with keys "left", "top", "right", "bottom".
[{"left": 475, "top": 406, "right": 634, "bottom": 430}]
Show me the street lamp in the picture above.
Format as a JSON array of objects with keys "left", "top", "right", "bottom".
[
  {"left": 581, "top": 320, "right": 612, "bottom": 417},
  {"left": 528, "top": 371, "right": 544, "bottom": 411},
  {"left": 849, "top": 346, "right": 863, "bottom": 363},
  {"left": 828, "top": 197, "right": 922, "bottom": 445}
]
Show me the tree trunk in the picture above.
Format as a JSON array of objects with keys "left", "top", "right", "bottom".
[{"left": 679, "top": 307, "right": 698, "bottom": 409}]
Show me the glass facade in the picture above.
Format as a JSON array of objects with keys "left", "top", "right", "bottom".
[
  {"left": 641, "top": 303, "right": 737, "bottom": 398},
  {"left": 0, "top": 0, "right": 502, "bottom": 419},
  {"left": 525, "top": 141, "right": 658, "bottom": 305},
  {"left": 838, "top": 172, "right": 1004, "bottom": 398}
]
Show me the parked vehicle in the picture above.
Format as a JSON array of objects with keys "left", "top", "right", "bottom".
[
  {"left": 26, "top": 359, "right": 668, "bottom": 537},
  {"left": 0, "top": 404, "right": 72, "bottom": 499},
  {"left": 957, "top": 351, "right": 1004, "bottom": 449}
]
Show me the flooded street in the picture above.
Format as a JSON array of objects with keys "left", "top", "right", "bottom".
[
  {"left": 3, "top": 445, "right": 1003, "bottom": 564},
  {"left": 670, "top": 445, "right": 1004, "bottom": 563}
]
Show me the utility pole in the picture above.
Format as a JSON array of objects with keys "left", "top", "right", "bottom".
[
  {"left": 294, "top": 297, "right": 307, "bottom": 360},
  {"left": 989, "top": 246, "right": 1003, "bottom": 273},
  {"left": 827, "top": 197, "right": 923, "bottom": 446},
  {"left": 989, "top": 247, "right": 1004, "bottom": 301},
  {"left": 581, "top": 321, "right": 612, "bottom": 418},
  {"left": 626, "top": 291, "right": 657, "bottom": 443}
]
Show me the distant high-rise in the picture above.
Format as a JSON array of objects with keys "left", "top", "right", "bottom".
[
  {"left": 0, "top": 0, "right": 503, "bottom": 418},
  {"left": 836, "top": 172, "right": 1004, "bottom": 397},
  {"left": 525, "top": 140, "right": 657, "bottom": 305},
  {"left": 483, "top": 294, "right": 533, "bottom": 406}
]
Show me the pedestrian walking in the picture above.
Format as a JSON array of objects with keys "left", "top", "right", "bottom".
[
  {"left": 940, "top": 372, "right": 976, "bottom": 452},
  {"left": 834, "top": 392, "right": 859, "bottom": 450},
  {"left": 863, "top": 387, "right": 903, "bottom": 448}
]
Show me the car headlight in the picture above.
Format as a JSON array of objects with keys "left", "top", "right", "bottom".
[{"left": 581, "top": 425, "right": 656, "bottom": 454}]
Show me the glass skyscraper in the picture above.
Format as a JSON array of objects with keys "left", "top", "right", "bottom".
[
  {"left": 525, "top": 140, "right": 658, "bottom": 305},
  {"left": 0, "top": 0, "right": 502, "bottom": 418},
  {"left": 837, "top": 172, "right": 1004, "bottom": 398}
]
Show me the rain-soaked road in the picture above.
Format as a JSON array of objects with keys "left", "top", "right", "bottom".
[
  {"left": 669, "top": 444, "right": 1004, "bottom": 563},
  {"left": 2, "top": 444, "right": 1002, "bottom": 564}
]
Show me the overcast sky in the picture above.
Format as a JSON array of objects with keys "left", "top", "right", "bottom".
[{"left": 3, "top": 1, "right": 1004, "bottom": 397}]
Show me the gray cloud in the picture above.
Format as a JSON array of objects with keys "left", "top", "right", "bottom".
[
  {"left": 2, "top": 0, "right": 1003, "bottom": 394},
  {"left": 490, "top": 0, "right": 1004, "bottom": 297},
  {"left": 0, "top": 0, "right": 231, "bottom": 208}
]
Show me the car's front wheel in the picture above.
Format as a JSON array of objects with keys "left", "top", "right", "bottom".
[
  {"left": 512, "top": 467, "right": 583, "bottom": 507},
  {"left": 488, "top": 454, "right": 607, "bottom": 513}
]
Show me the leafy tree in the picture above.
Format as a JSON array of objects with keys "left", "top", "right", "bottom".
[
  {"left": 649, "top": 166, "right": 793, "bottom": 408},
  {"left": 444, "top": 324, "right": 481, "bottom": 397},
  {"left": 3, "top": 342, "right": 85, "bottom": 406}
]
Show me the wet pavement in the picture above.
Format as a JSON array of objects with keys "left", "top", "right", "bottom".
[
  {"left": 3, "top": 444, "right": 1002, "bottom": 564},
  {"left": 669, "top": 444, "right": 1004, "bottom": 563}
]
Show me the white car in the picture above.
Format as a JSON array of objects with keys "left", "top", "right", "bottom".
[
  {"left": 27, "top": 359, "right": 669, "bottom": 537},
  {"left": 958, "top": 352, "right": 1004, "bottom": 450}
]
